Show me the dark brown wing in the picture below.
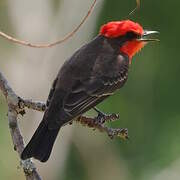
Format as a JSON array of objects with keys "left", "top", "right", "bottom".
[
  {"left": 63, "top": 64, "right": 129, "bottom": 118},
  {"left": 63, "top": 79, "right": 109, "bottom": 117}
]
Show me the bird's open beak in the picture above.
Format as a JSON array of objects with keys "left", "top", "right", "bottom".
[{"left": 137, "top": 30, "right": 159, "bottom": 42}]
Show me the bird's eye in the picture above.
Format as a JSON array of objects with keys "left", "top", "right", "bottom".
[{"left": 126, "top": 32, "right": 138, "bottom": 39}]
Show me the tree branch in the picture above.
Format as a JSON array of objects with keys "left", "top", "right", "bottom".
[{"left": 0, "top": 71, "right": 42, "bottom": 180}]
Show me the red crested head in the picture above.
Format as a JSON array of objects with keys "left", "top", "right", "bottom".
[
  {"left": 99, "top": 20, "right": 145, "bottom": 61},
  {"left": 100, "top": 20, "right": 144, "bottom": 38},
  {"left": 99, "top": 20, "right": 158, "bottom": 62}
]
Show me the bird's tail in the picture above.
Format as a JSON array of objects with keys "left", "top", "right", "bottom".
[{"left": 21, "top": 120, "right": 60, "bottom": 162}]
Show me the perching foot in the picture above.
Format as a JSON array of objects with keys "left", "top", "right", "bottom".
[{"left": 93, "top": 107, "right": 119, "bottom": 124}]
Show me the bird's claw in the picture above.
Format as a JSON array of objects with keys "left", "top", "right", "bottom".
[
  {"left": 77, "top": 115, "right": 129, "bottom": 141},
  {"left": 93, "top": 108, "right": 128, "bottom": 140},
  {"left": 108, "top": 128, "right": 129, "bottom": 140},
  {"left": 95, "top": 112, "right": 120, "bottom": 125}
]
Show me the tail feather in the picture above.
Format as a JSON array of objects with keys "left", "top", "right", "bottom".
[{"left": 21, "top": 120, "right": 60, "bottom": 162}]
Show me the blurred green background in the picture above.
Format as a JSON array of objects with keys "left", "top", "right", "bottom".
[{"left": 1, "top": 0, "right": 180, "bottom": 180}]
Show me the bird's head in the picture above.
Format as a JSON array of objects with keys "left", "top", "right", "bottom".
[{"left": 100, "top": 20, "right": 159, "bottom": 63}]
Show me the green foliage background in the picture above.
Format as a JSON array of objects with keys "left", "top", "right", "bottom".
[
  {"left": 0, "top": 0, "right": 180, "bottom": 180},
  {"left": 62, "top": 1, "right": 180, "bottom": 180}
]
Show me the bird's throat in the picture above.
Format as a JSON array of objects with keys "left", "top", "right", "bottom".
[{"left": 120, "top": 41, "right": 146, "bottom": 63}]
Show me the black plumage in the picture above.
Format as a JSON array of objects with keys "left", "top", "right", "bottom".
[{"left": 21, "top": 34, "right": 131, "bottom": 162}]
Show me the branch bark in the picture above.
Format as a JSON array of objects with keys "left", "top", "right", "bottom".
[{"left": 0, "top": 71, "right": 42, "bottom": 180}]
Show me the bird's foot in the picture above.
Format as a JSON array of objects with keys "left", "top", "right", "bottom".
[
  {"left": 105, "top": 127, "right": 129, "bottom": 140},
  {"left": 77, "top": 116, "right": 129, "bottom": 140},
  {"left": 93, "top": 107, "right": 119, "bottom": 124}
]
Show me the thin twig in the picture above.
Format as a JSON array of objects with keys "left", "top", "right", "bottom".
[
  {"left": 0, "top": 0, "right": 97, "bottom": 48},
  {"left": 76, "top": 116, "right": 129, "bottom": 140},
  {"left": 19, "top": 99, "right": 46, "bottom": 112},
  {"left": 129, "top": 0, "right": 141, "bottom": 16}
]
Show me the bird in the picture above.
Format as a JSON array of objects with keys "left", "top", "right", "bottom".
[{"left": 21, "top": 20, "right": 159, "bottom": 162}]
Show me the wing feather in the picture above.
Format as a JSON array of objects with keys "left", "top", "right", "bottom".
[{"left": 62, "top": 73, "right": 128, "bottom": 118}]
